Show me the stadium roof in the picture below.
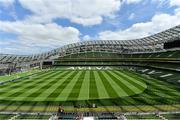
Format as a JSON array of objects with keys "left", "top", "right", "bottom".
[{"left": 0, "top": 25, "right": 180, "bottom": 63}]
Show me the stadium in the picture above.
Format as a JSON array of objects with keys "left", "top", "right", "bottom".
[{"left": 0, "top": 24, "right": 180, "bottom": 119}]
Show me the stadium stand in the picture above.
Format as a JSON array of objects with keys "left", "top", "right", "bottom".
[
  {"left": 0, "top": 113, "right": 15, "bottom": 120},
  {"left": 0, "top": 25, "right": 180, "bottom": 119},
  {"left": 161, "top": 113, "right": 180, "bottom": 119},
  {"left": 126, "top": 114, "right": 161, "bottom": 119},
  {"left": 0, "top": 25, "right": 179, "bottom": 69},
  {"left": 53, "top": 50, "right": 180, "bottom": 74},
  {"left": 15, "top": 114, "right": 50, "bottom": 119}
]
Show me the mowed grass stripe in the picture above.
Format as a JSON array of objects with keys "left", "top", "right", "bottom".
[
  {"left": 28, "top": 70, "right": 55, "bottom": 79},
  {"left": 123, "top": 71, "right": 178, "bottom": 102},
  {"left": 0, "top": 70, "right": 52, "bottom": 89},
  {"left": 132, "top": 72, "right": 177, "bottom": 92},
  {"left": 14, "top": 71, "right": 72, "bottom": 101},
  {"left": 32, "top": 71, "right": 70, "bottom": 101},
  {"left": 0, "top": 70, "right": 55, "bottom": 90},
  {"left": 102, "top": 71, "right": 129, "bottom": 97},
  {"left": 116, "top": 70, "right": 147, "bottom": 90},
  {"left": 9, "top": 71, "right": 63, "bottom": 101},
  {"left": 3, "top": 71, "right": 61, "bottom": 98},
  {"left": 124, "top": 71, "right": 179, "bottom": 97},
  {"left": 56, "top": 71, "right": 83, "bottom": 101},
  {"left": 146, "top": 83, "right": 179, "bottom": 98},
  {"left": 98, "top": 71, "right": 119, "bottom": 98},
  {"left": 46, "top": 71, "right": 78, "bottom": 101},
  {"left": 67, "top": 71, "right": 85, "bottom": 100},
  {"left": 89, "top": 71, "right": 99, "bottom": 99},
  {"left": 0, "top": 71, "right": 61, "bottom": 100},
  {"left": 107, "top": 70, "right": 142, "bottom": 95},
  {"left": 43, "top": 71, "right": 75, "bottom": 101},
  {"left": 37, "top": 71, "right": 71, "bottom": 93},
  {"left": 0, "top": 72, "right": 55, "bottom": 96},
  {"left": 93, "top": 71, "right": 109, "bottom": 99},
  {"left": 0, "top": 70, "right": 56, "bottom": 91},
  {"left": 78, "top": 71, "right": 90, "bottom": 100}
]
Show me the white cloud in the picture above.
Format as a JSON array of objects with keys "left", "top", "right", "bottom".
[
  {"left": 1, "top": 0, "right": 180, "bottom": 55},
  {"left": 83, "top": 35, "right": 91, "bottom": 41},
  {"left": 124, "top": 0, "right": 142, "bottom": 4},
  {"left": 169, "top": 0, "right": 180, "bottom": 6},
  {"left": 0, "top": 0, "right": 14, "bottom": 6},
  {"left": 18, "top": 0, "right": 121, "bottom": 26},
  {"left": 0, "top": 21, "right": 80, "bottom": 54},
  {"left": 155, "top": 0, "right": 180, "bottom": 7},
  {"left": 98, "top": 12, "right": 180, "bottom": 40},
  {"left": 128, "top": 13, "right": 135, "bottom": 20}
]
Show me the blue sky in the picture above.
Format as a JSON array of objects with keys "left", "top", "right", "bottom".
[{"left": 0, "top": 0, "right": 180, "bottom": 55}]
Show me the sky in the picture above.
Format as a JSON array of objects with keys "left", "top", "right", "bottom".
[{"left": 0, "top": 0, "right": 180, "bottom": 55}]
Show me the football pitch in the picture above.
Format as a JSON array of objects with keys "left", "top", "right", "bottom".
[
  {"left": 0, "top": 69, "right": 147, "bottom": 101},
  {"left": 0, "top": 68, "right": 179, "bottom": 107}
]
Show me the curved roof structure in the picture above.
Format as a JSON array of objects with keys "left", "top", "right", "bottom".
[{"left": 0, "top": 25, "right": 180, "bottom": 63}]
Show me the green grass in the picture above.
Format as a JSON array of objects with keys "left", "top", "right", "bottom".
[
  {"left": 162, "top": 113, "right": 180, "bottom": 119},
  {"left": 0, "top": 69, "right": 147, "bottom": 102},
  {"left": 0, "top": 114, "right": 14, "bottom": 120},
  {"left": 0, "top": 69, "right": 41, "bottom": 82},
  {"left": 0, "top": 67, "right": 179, "bottom": 109}
]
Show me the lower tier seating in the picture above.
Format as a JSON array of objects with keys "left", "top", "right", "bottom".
[{"left": 53, "top": 50, "right": 180, "bottom": 72}]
